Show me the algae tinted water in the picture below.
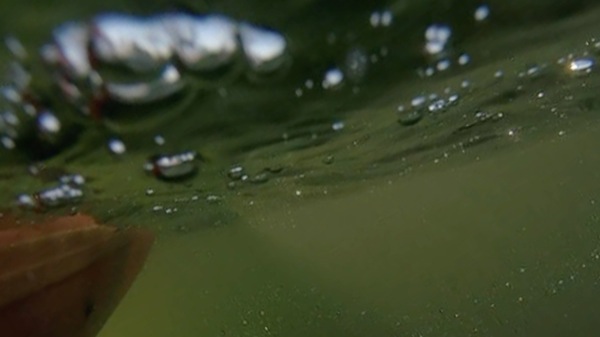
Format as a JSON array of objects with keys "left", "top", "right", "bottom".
[{"left": 1, "top": 1, "right": 600, "bottom": 336}]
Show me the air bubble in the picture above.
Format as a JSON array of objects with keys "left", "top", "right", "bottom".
[
  {"left": 107, "top": 138, "right": 126, "bottom": 155},
  {"left": 474, "top": 5, "right": 490, "bottom": 22},
  {"left": 331, "top": 121, "right": 345, "bottom": 131},
  {"left": 566, "top": 57, "right": 594, "bottom": 76},
  {"left": 424, "top": 24, "right": 452, "bottom": 56},
  {"left": 154, "top": 134, "right": 165, "bottom": 146},
  {"left": 322, "top": 68, "right": 344, "bottom": 89},
  {"left": 457, "top": 53, "right": 470, "bottom": 66}
]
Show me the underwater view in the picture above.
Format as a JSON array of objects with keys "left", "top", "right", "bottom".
[{"left": 1, "top": 0, "right": 600, "bottom": 336}]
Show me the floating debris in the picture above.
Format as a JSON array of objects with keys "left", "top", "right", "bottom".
[{"left": 145, "top": 150, "right": 198, "bottom": 179}]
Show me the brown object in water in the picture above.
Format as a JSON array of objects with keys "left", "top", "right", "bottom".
[{"left": 0, "top": 213, "right": 154, "bottom": 337}]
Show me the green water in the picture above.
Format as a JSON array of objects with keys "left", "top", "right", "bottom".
[{"left": 1, "top": 1, "right": 600, "bottom": 336}]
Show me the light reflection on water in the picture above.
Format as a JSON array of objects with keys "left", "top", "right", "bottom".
[{"left": 1, "top": 1, "right": 600, "bottom": 336}]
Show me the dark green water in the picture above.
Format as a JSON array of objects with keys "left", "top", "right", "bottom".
[{"left": 1, "top": 1, "right": 600, "bottom": 336}]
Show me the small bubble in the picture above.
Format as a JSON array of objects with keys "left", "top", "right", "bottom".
[
  {"left": 146, "top": 188, "right": 155, "bottom": 196},
  {"left": 304, "top": 79, "right": 314, "bottom": 89},
  {"left": 474, "top": 5, "right": 490, "bottom": 22},
  {"left": 566, "top": 57, "right": 594, "bottom": 76},
  {"left": 16, "top": 193, "right": 36, "bottom": 208},
  {"left": 457, "top": 53, "right": 471, "bottom": 66},
  {"left": 461, "top": 80, "right": 471, "bottom": 89},
  {"left": 424, "top": 24, "right": 452, "bottom": 56},
  {"left": 154, "top": 134, "right": 165, "bottom": 146},
  {"left": 37, "top": 110, "right": 61, "bottom": 135},
  {"left": 322, "top": 68, "right": 344, "bottom": 89},
  {"left": 295, "top": 190, "right": 302, "bottom": 196},
  {"left": 536, "top": 91, "right": 545, "bottom": 99},
  {"left": 206, "top": 195, "right": 222, "bottom": 203},
  {"left": 107, "top": 138, "right": 126, "bottom": 155},
  {"left": 381, "top": 10, "right": 393, "bottom": 27},
  {"left": 322, "top": 155, "right": 335, "bottom": 165},
  {"left": 411, "top": 95, "right": 426, "bottom": 107},
  {"left": 436, "top": 58, "right": 451, "bottom": 71},
  {"left": 331, "top": 121, "right": 345, "bottom": 131},
  {"left": 294, "top": 88, "right": 303, "bottom": 97},
  {"left": 369, "top": 11, "right": 381, "bottom": 27},
  {"left": 398, "top": 110, "right": 423, "bottom": 126},
  {"left": 1, "top": 136, "right": 15, "bottom": 150},
  {"left": 428, "top": 99, "right": 446, "bottom": 113},
  {"left": 228, "top": 165, "right": 245, "bottom": 180},
  {"left": 494, "top": 70, "right": 504, "bottom": 78}
]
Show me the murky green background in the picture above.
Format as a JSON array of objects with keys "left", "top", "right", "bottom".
[{"left": 1, "top": 0, "right": 600, "bottom": 336}]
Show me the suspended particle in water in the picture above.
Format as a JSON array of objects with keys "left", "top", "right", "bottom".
[
  {"left": 322, "top": 67, "right": 344, "bottom": 89},
  {"left": 494, "top": 70, "right": 504, "bottom": 78},
  {"left": 145, "top": 151, "right": 198, "bottom": 180},
  {"left": 107, "top": 138, "right": 126, "bottom": 155},
  {"left": 145, "top": 188, "right": 155, "bottom": 196},
  {"left": 566, "top": 57, "right": 594, "bottom": 76},
  {"left": 474, "top": 5, "right": 490, "bottom": 22},
  {"left": 536, "top": 91, "right": 545, "bottom": 99},
  {"left": 294, "top": 88, "right": 303, "bottom": 97},
  {"left": 304, "top": 79, "right": 314, "bottom": 89},
  {"left": 461, "top": 80, "right": 471, "bottom": 89}
]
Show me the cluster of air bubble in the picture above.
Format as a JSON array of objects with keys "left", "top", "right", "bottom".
[
  {"left": 1, "top": 12, "right": 289, "bottom": 150},
  {"left": 17, "top": 173, "right": 86, "bottom": 210}
]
